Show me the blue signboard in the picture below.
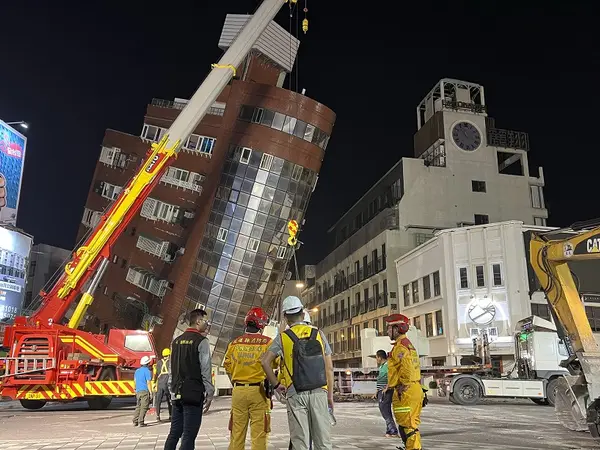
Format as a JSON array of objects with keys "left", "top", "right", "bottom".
[{"left": 0, "top": 120, "right": 27, "bottom": 226}]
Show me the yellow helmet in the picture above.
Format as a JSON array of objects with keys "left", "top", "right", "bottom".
[{"left": 162, "top": 348, "right": 171, "bottom": 357}]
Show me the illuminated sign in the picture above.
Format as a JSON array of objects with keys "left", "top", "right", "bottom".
[{"left": 0, "top": 121, "right": 27, "bottom": 226}]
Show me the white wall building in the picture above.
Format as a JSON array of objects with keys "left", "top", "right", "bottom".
[
  {"left": 395, "top": 221, "right": 553, "bottom": 371},
  {"left": 304, "top": 79, "right": 548, "bottom": 367}
]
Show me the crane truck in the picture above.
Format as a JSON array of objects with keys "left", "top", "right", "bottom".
[
  {"left": 0, "top": 0, "right": 305, "bottom": 410},
  {"left": 529, "top": 218, "right": 600, "bottom": 439}
]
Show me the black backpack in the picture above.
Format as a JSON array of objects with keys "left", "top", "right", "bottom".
[{"left": 284, "top": 327, "right": 327, "bottom": 392}]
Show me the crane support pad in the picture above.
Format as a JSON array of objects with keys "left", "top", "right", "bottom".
[{"left": 16, "top": 381, "right": 135, "bottom": 400}]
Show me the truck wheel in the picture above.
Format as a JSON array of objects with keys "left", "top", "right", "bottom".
[
  {"left": 546, "top": 378, "right": 558, "bottom": 406},
  {"left": 19, "top": 399, "right": 46, "bottom": 410},
  {"left": 88, "top": 367, "right": 114, "bottom": 410},
  {"left": 452, "top": 378, "right": 481, "bottom": 405},
  {"left": 531, "top": 397, "right": 550, "bottom": 406}
]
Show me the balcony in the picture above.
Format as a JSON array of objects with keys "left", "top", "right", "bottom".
[
  {"left": 368, "top": 297, "right": 376, "bottom": 312},
  {"left": 375, "top": 255, "right": 386, "bottom": 272},
  {"left": 358, "top": 268, "right": 364, "bottom": 283},
  {"left": 99, "top": 146, "right": 131, "bottom": 169},
  {"left": 329, "top": 314, "right": 335, "bottom": 325},
  {"left": 359, "top": 302, "right": 367, "bottom": 314},
  {"left": 161, "top": 172, "right": 204, "bottom": 193},
  {"left": 351, "top": 305, "right": 358, "bottom": 318},
  {"left": 81, "top": 208, "right": 102, "bottom": 229},
  {"left": 151, "top": 98, "right": 226, "bottom": 116},
  {"left": 335, "top": 311, "right": 341, "bottom": 323},
  {"left": 377, "top": 293, "right": 388, "bottom": 308},
  {"left": 126, "top": 267, "right": 169, "bottom": 297},
  {"left": 136, "top": 235, "right": 176, "bottom": 261}
]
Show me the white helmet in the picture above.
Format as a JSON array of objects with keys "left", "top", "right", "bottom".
[
  {"left": 303, "top": 310, "right": 312, "bottom": 324},
  {"left": 281, "top": 296, "right": 304, "bottom": 315},
  {"left": 140, "top": 355, "right": 151, "bottom": 366}
]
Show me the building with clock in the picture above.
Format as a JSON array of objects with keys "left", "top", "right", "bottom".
[{"left": 302, "top": 78, "right": 548, "bottom": 368}]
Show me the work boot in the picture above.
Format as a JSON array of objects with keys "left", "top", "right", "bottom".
[{"left": 139, "top": 423, "right": 147, "bottom": 428}]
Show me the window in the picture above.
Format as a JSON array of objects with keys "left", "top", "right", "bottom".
[
  {"left": 276, "top": 246, "right": 287, "bottom": 259},
  {"left": 29, "top": 261, "right": 36, "bottom": 277},
  {"left": 411, "top": 281, "right": 419, "bottom": 304},
  {"left": 474, "top": 214, "right": 489, "bottom": 225},
  {"left": 475, "top": 265, "right": 485, "bottom": 287},
  {"left": 282, "top": 116, "right": 297, "bottom": 134},
  {"left": 531, "top": 303, "right": 551, "bottom": 321},
  {"left": 403, "top": 284, "right": 410, "bottom": 307},
  {"left": 422, "top": 275, "right": 431, "bottom": 300},
  {"left": 472, "top": 180, "right": 486, "bottom": 192},
  {"left": 184, "top": 134, "right": 215, "bottom": 155},
  {"left": 291, "top": 165, "right": 303, "bottom": 181},
  {"left": 413, "top": 316, "right": 421, "bottom": 331},
  {"left": 141, "top": 124, "right": 165, "bottom": 141},
  {"left": 459, "top": 267, "right": 469, "bottom": 289},
  {"left": 372, "top": 319, "right": 379, "bottom": 333},
  {"left": 534, "top": 217, "right": 547, "bottom": 226},
  {"left": 435, "top": 310, "right": 444, "bottom": 336},
  {"left": 271, "top": 112, "right": 285, "bottom": 130},
  {"left": 251, "top": 107, "right": 264, "bottom": 124},
  {"left": 415, "top": 233, "right": 433, "bottom": 246},
  {"left": 433, "top": 271, "right": 441, "bottom": 296},
  {"left": 530, "top": 185, "right": 545, "bottom": 209},
  {"left": 240, "top": 147, "right": 252, "bottom": 164},
  {"left": 425, "top": 313, "right": 434, "bottom": 337},
  {"left": 217, "top": 227, "right": 228, "bottom": 242},
  {"left": 432, "top": 357, "right": 446, "bottom": 366},
  {"left": 99, "top": 146, "right": 120, "bottom": 166},
  {"left": 101, "top": 182, "right": 122, "bottom": 201},
  {"left": 492, "top": 263, "right": 503, "bottom": 286},
  {"left": 260, "top": 153, "right": 274, "bottom": 171},
  {"left": 124, "top": 334, "right": 153, "bottom": 352},
  {"left": 247, "top": 238, "right": 259, "bottom": 252}
]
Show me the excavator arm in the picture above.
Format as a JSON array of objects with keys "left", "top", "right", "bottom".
[{"left": 530, "top": 220, "right": 600, "bottom": 437}]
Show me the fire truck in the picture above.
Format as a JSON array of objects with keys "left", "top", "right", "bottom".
[{"left": 0, "top": 0, "right": 302, "bottom": 410}]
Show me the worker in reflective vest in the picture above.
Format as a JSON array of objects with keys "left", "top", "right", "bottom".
[
  {"left": 385, "top": 314, "right": 424, "bottom": 450},
  {"left": 224, "top": 307, "right": 273, "bottom": 450},
  {"left": 153, "top": 348, "right": 172, "bottom": 422}
]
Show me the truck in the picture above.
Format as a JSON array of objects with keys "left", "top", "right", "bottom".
[
  {"left": 0, "top": 0, "right": 302, "bottom": 410},
  {"left": 443, "top": 315, "right": 569, "bottom": 406}
]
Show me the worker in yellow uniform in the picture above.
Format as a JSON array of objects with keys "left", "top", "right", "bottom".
[
  {"left": 384, "top": 314, "right": 424, "bottom": 450},
  {"left": 224, "top": 307, "right": 273, "bottom": 450}
]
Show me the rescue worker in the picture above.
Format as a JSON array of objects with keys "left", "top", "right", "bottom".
[
  {"left": 385, "top": 314, "right": 424, "bottom": 450},
  {"left": 133, "top": 355, "right": 153, "bottom": 427},
  {"left": 224, "top": 307, "right": 273, "bottom": 450},
  {"left": 261, "top": 296, "right": 334, "bottom": 450},
  {"left": 154, "top": 348, "right": 172, "bottom": 422}
]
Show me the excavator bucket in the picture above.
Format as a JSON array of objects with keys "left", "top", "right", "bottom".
[{"left": 554, "top": 375, "right": 588, "bottom": 432}]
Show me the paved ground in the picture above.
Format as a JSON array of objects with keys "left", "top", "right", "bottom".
[{"left": 0, "top": 396, "right": 598, "bottom": 449}]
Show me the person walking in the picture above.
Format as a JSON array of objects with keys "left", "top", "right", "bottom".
[
  {"left": 385, "top": 314, "right": 424, "bottom": 450},
  {"left": 261, "top": 296, "right": 334, "bottom": 450},
  {"left": 133, "top": 355, "right": 153, "bottom": 427},
  {"left": 224, "top": 307, "right": 273, "bottom": 450},
  {"left": 375, "top": 349, "right": 399, "bottom": 438},
  {"left": 154, "top": 348, "right": 172, "bottom": 422},
  {"left": 164, "top": 309, "right": 215, "bottom": 450}
]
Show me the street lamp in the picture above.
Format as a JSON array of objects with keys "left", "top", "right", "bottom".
[
  {"left": 6, "top": 121, "right": 28, "bottom": 129},
  {"left": 295, "top": 282, "right": 305, "bottom": 289}
]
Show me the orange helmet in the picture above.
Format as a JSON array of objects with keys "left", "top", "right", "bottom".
[{"left": 245, "top": 307, "right": 269, "bottom": 329}]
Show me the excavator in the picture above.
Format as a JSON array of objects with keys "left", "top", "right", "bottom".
[
  {"left": 530, "top": 218, "right": 600, "bottom": 439},
  {"left": 0, "top": 0, "right": 307, "bottom": 410}
]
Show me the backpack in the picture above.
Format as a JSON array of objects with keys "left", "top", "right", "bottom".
[{"left": 283, "top": 327, "right": 327, "bottom": 392}]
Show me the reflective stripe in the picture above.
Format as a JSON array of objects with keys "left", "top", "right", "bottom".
[{"left": 393, "top": 407, "right": 411, "bottom": 412}]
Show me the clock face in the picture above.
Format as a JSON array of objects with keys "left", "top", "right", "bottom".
[
  {"left": 452, "top": 122, "right": 482, "bottom": 151},
  {"left": 468, "top": 300, "right": 496, "bottom": 325}
]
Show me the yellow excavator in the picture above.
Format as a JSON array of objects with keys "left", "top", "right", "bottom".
[{"left": 530, "top": 218, "right": 600, "bottom": 438}]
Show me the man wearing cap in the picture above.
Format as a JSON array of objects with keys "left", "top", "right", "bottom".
[
  {"left": 385, "top": 314, "right": 424, "bottom": 450},
  {"left": 261, "top": 296, "right": 334, "bottom": 450}
]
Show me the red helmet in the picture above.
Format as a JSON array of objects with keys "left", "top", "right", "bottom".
[
  {"left": 385, "top": 314, "right": 410, "bottom": 334},
  {"left": 245, "top": 307, "right": 269, "bottom": 329}
]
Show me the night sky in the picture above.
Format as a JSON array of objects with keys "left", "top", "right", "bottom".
[{"left": 1, "top": 1, "right": 597, "bottom": 266}]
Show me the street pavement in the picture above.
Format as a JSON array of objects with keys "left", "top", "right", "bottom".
[{"left": 0, "top": 396, "right": 598, "bottom": 449}]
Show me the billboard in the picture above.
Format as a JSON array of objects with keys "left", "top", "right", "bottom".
[
  {"left": 0, "top": 225, "right": 33, "bottom": 320},
  {"left": 0, "top": 120, "right": 27, "bottom": 226}
]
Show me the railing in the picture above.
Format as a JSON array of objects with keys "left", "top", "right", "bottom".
[
  {"left": 360, "top": 302, "right": 367, "bottom": 314},
  {"left": 161, "top": 174, "right": 203, "bottom": 193},
  {"left": 366, "top": 262, "right": 374, "bottom": 278},
  {"left": 377, "top": 293, "right": 388, "bottom": 308},
  {"left": 126, "top": 267, "right": 168, "bottom": 297},
  {"left": 348, "top": 273, "right": 357, "bottom": 287},
  {"left": 335, "top": 311, "right": 341, "bottom": 323},
  {"left": 151, "top": 98, "right": 226, "bottom": 116},
  {"left": 351, "top": 305, "right": 358, "bottom": 317},
  {"left": 368, "top": 297, "right": 376, "bottom": 311},
  {"left": 358, "top": 268, "right": 364, "bottom": 282},
  {"left": 2, "top": 357, "right": 55, "bottom": 379}
]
